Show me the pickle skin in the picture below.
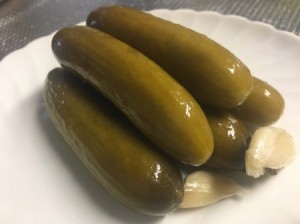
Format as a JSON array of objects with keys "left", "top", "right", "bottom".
[
  {"left": 51, "top": 26, "right": 214, "bottom": 166},
  {"left": 86, "top": 5, "right": 253, "bottom": 109},
  {"left": 229, "top": 77, "right": 285, "bottom": 127},
  {"left": 204, "top": 109, "right": 250, "bottom": 170},
  {"left": 44, "top": 68, "right": 184, "bottom": 216}
]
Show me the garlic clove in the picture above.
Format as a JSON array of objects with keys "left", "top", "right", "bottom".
[
  {"left": 180, "top": 170, "right": 243, "bottom": 208},
  {"left": 245, "top": 126, "right": 296, "bottom": 178}
]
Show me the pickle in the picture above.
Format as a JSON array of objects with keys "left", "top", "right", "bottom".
[
  {"left": 205, "top": 109, "right": 250, "bottom": 170},
  {"left": 86, "top": 5, "right": 253, "bottom": 109},
  {"left": 51, "top": 26, "right": 213, "bottom": 166},
  {"left": 44, "top": 68, "right": 184, "bottom": 216},
  {"left": 229, "top": 77, "right": 285, "bottom": 127}
]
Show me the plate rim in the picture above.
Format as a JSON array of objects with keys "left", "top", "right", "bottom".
[{"left": 0, "top": 9, "right": 299, "bottom": 224}]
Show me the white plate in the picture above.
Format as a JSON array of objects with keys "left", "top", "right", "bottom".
[{"left": 1, "top": 10, "right": 300, "bottom": 224}]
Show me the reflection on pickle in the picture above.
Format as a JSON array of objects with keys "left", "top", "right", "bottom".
[
  {"left": 204, "top": 109, "right": 250, "bottom": 170},
  {"left": 230, "top": 77, "right": 285, "bottom": 127}
]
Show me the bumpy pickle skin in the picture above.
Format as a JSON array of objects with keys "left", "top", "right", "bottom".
[
  {"left": 230, "top": 77, "right": 285, "bottom": 127},
  {"left": 44, "top": 68, "right": 184, "bottom": 216},
  {"left": 204, "top": 109, "right": 250, "bottom": 170},
  {"left": 86, "top": 5, "right": 253, "bottom": 109},
  {"left": 51, "top": 26, "right": 213, "bottom": 166}
]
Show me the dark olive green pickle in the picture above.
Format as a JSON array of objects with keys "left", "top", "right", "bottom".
[
  {"left": 230, "top": 77, "right": 285, "bottom": 127},
  {"left": 87, "top": 5, "right": 253, "bottom": 109},
  {"left": 204, "top": 109, "right": 251, "bottom": 170},
  {"left": 44, "top": 68, "right": 184, "bottom": 216},
  {"left": 51, "top": 26, "right": 213, "bottom": 166}
]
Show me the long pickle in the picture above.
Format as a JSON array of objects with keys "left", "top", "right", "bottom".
[
  {"left": 44, "top": 68, "right": 184, "bottom": 216},
  {"left": 51, "top": 26, "right": 213, "bottom": 166},
  {"left": 87, "top": 6, "right": 253, "bottom": 109}
]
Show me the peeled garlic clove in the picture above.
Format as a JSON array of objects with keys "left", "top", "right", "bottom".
[
  {"left": 180, "top": 170, "right": 243, "bottom": 208},
  {"left": 245, "top": 126, "right": 296, "bottom": 178}
]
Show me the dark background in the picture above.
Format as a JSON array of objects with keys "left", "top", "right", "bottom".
[{"left": 1, "top": 0, "right": 300, "bottom": 60}]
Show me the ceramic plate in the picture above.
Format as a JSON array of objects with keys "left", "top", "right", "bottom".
[{"left": 0, "top": 10, "right": 299, "bottom": 224}]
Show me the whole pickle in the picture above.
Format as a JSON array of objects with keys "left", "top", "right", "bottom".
[
  {"left": 44, "top": 68, "right": 184, "bottom": 216},
  {"left": 87, "top": 6, "right": 253, "bottom": 109},
  {"left": 205, "top": 109, "right": 250, "bottom": 170},
  {"left": 229, "top": 77, "right": 285, "bottom": 127},
  {"left": 51, "top": 26, "right": 213, "bottom": 166}
]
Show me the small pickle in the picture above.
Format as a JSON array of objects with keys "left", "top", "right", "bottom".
[
  {"left": 230, "top": 77, "right": 285, "bottom": 127},
  {"left": 44, "top": 68, "right": 184, "bottom": 216},
  {"left": 204, "top": 109, "right": 250, "bottom": 170},
  {"left": 87, "top": 6, "right": 253, "bottom": 109}
]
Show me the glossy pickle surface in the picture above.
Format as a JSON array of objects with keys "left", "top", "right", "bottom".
[
  {"left": 51, "top": 26, "right": 214, "bottom": 166},
  {"left": 204, "top": 109, "right": 250, "bottom": 170},
  {"left": 230, "top": 77, "right": 285, "bottom": 127},
  {"left": 87, "top": 5, "right": 253, "bottom": 109},
  {"left": 43, "top": 68, "right": 184, "bottom": 216}
]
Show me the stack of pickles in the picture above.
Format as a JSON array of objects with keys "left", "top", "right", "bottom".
[{"left": 44, "top": 6, "right": 294, "bottom": 216}]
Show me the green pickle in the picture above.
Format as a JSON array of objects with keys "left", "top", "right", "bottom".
[
  {"left": 51, "top": 26, "right": 213, "bottom": 166},
  {"left": 230, "top": 77, "right": 285, "bottom": 127},
  {"left": 204, "top": 109, "right": 250, "bottom": 170},
  {"left": 87, "top": 5, "right": 253, "bottom": 109},
  {"left": 43, "top": 5, "right": 288, "bottom": 215},
  {"left": 44, "top": 68, "right": 184, "bottom": 216}
]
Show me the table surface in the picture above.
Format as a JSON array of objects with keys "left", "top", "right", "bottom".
[{"left": 1, "top": 0, "right": 300, "bottom": 60}]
